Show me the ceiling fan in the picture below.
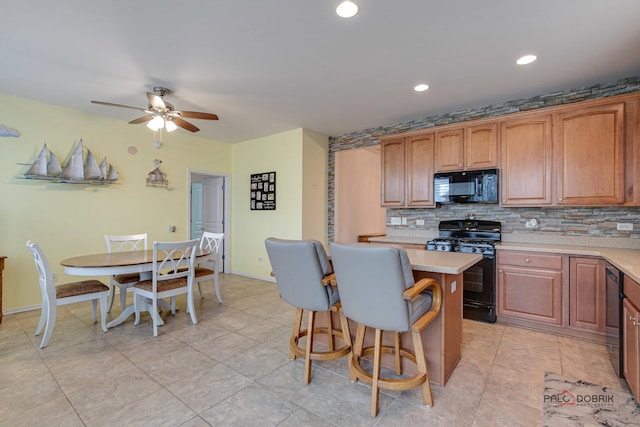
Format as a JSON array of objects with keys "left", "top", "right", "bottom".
[{"left": 91, "top": 87, "right": 218, "bottom": 133}]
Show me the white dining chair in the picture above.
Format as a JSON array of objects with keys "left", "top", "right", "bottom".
[
  {"left": 132, "top": 239, "right": 199, "bottom": 337},
  {"left": 104, "top": 233, "right": 147, "bottom": 312},
  {"left": 193, "top": 232, "right": 224, "bottom": 302},
  {"left": 26, "top": 241, "right": 109, "bottom": 348}
]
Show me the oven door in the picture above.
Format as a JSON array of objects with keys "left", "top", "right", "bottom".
[{"left": 463, "top": 256, "right": 496, "bottom": 323}]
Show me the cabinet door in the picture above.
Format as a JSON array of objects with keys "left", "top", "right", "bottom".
[
  {"left": 435, "top": 129, "right": 464, "bottom": 171},
  {"left": 623, "top": 298, "right": 640, "bottom": 402},
  {"left": 498, "top": 265, "right": 562, "bottom": 324},
  {"left": 465, "top": 123, "right": 498, "bottom": 170},
  {"left": 555, "top": 103, "right": 625, "bottom": 205},
  {"left": 500, "top": 115, "right": 553, "bottom": 205},
  {"left": 569, "top": 257, "right": 606, "bottom": 333},
  {"left": 381, "top": 137, "right": 405, "bottom": 207},
  {"left": 405, "top": 133, "right": 435, "bottom": 207}
]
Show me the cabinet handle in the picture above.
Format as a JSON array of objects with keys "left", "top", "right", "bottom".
[
  {"left": 559, "top": 198, "right": 563, "bottom": 201},
  {"left": 525, "top": 258, "right": 530, "bottom": 263},
  {"left": 459, "top": 164, "right": 463, "bottom": 167},
  {"left": 467, "top": 163, "right": 471, "bottom": 167}
]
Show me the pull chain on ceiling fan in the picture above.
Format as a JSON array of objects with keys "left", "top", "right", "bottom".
[{"left": 91, "top": 87, "right": 219, "bottom": 133}]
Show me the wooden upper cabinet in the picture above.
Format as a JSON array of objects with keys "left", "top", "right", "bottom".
[
  {"left": 465, "top": 123, "right": 498, "bottom": 170},
  {"left": 381, "top": 136, "right": 405, "bottom": 207},
  {"left": 435, "top": 129, "right": 464, "bottom": 171},
  {"left": 500, "top": 114, "right": 553, "bottom": 205},
  {"left": 405, "top": 133, "right": 435, "bottom": 207},
  {"left": 380, "top": 133, "right": 435, "bottom": 208},
  {"left": 435, "top": 124, "right": 497, "bottom": 172},
  {"left": 555, "top": 102, "right": 625, "bottom": 205}
]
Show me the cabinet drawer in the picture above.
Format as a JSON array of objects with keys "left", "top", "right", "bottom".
[
  {"left": 497, "top": 251, "right": 563, "bottom": 269},
  {"left": 624, "top": 275, "right": 640, "bottom": 307}
]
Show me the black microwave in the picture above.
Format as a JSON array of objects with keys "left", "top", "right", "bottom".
[{"left": 434, "top": 169, "right": 499, "bottom": 204}]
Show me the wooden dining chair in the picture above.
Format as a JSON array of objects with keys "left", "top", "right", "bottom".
[
  {"left": 265, "top": 238, "right": 351, "bottom": 384},
  {"left": 192, "top": 232, "right": 224, "bottom": 302},
  {"left": 132, "top": 239, "right": 199, "bottom": 337},
  {"left": 104, "top": 233, "right": 147, "bottom": 312},
  {"left": 329, "top": 242, "right": 443, "bottom": 417},
  {"left": 26, "top": 241, "right": 109, "bottom": 348}
]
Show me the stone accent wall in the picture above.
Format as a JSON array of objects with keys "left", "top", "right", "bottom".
[
  {"left": 328, "top": 75, "right": 640, "bottom": 242},
  {"left": 385, "top": 205, "right": 640, "bottom": 240}
]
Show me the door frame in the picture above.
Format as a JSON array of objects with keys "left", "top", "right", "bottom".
[{"left": 188, "top": 169, "right": 230, "bottom": 272}]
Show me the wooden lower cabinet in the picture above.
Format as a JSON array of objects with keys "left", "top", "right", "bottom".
[
  {"left": 569, "top": 257, "right": 606, "bottom": 333},
  {"left": 623, "top": 276, "right": 640, "bottom": 402},
  {"left": 497, "top": 251, "right": 563, "bottom": 325}
]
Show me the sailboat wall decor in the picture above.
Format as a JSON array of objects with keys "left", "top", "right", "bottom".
[{"left": 23, "top": 139, "right": 119, "bottom": 184}]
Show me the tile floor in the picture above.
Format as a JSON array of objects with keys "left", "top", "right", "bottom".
[{"left": 0, "top": 274, "right": 629, "bottom": 426}]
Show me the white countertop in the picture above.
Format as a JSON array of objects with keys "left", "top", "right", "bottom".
[
  {"left": 405, "top": 249, "right": 482, "bottom": 274},
  {"left": 370, "top": 236, "right": 430, "bottom": 246}
]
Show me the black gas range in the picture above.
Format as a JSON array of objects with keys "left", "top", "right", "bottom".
[{"left": 426, "top": 219, "right": 501, "bottom": 323}]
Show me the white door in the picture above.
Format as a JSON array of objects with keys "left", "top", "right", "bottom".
[
  {"left": 202, "top": 177, "right": 224, "bottom": 234},
  {"left": 189, "top": 172, "right": 228, "bottom": 273},
  {"left": 202, "top": 177, "right": 224, "bottom": 272},
  {"left": 190, "top": 182, "right": 203, "bottom": 240}
]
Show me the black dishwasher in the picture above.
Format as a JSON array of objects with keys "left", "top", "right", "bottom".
[{"left": 605, "top": 264, "right": 624, "bottom": 378}]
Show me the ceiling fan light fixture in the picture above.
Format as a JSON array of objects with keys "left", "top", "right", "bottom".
[
  {"left": 165, "top": 119, "right": 178, "bottom": 132},
  {"left": 414, "top": 83, "right": 430, "bottom": 92},
  {"left": 147, "top": 115, "right": 165, "bottom": 131},
  {"left": 336, "top": 1, "right": 358, "bottom": 18}
]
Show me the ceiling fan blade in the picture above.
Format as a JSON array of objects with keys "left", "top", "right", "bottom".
[
  {"left": 128, "top": 116, "right": 153, "bottom": 125},
  {"left": 147, "top": 92, "right": 166, "bottom": 111},
  {"left": 91, "top": 100, "right": 147, "bottom": 112},
  {"left": 173, "top": 117, "right": 200, "bottom": 132},
  {"left": 177, "top": 111, "right": 219, "bottom": 120}
]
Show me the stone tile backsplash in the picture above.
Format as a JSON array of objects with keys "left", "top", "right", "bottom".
[{"left": 385, "top": 204, "right": 640, "bottom": 239}]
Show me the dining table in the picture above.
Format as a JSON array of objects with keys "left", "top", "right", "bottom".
[{"left": 60, "top": 248, "right": 211, "bottom": 328}]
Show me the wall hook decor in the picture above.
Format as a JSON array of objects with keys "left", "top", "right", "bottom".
[{"left": 146, "top": 159, "right": 168, "bottom": 189}]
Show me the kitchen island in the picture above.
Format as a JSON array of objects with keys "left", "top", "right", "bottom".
[
  {"left": 405, "top": 248, "right": 481, "bottom": 385},
  {"left": 325, "top": 248, "right": 481, "bottom": 386}
]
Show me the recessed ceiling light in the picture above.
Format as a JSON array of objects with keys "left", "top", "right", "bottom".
[
  {"left": 516, "top": 54, "right": 537, "bottom": 65},
  {"left": 336, "top": 1, "right": 358, "bottom": 18},
  {"left": 414, "top": 84, "right": 430, "bottom": 92}
]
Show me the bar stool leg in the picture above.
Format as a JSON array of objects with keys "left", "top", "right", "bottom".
[
  {"left": 413, "top": 329, "right": 433, "bottom": 406},
  {"left": 304, "top": 310, "right": 316, "bottom": 384},
  {"left": 394, "top": 332, "right": 402, "bottom": 375},
  {"left": 290, "top": 308, "right": 303, "bottom": 360},
  {"left": 351, "top": 323, "right": 366, "bottom": 382},
  {"left": 371, "top": 328, "right": 383, "bottom": 417}
]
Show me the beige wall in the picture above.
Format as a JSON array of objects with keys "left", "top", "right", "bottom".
[
  {"left": 1, "top": 93, "right": 329, "bottom": 313},
  {"left": 302, "top": 129, "right": 329, "bottom": 243},
  {"left": 0, "top": 93, "right": 231, "bottom": 312},
  {"left": 230, "top": 128, "right": 329, "bottom": 279}
]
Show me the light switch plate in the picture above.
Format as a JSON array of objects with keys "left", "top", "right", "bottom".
[
  {"left": 390, "top": 217, "right": 401, "bottom": 225},
  {"left": 617, "top": 223, "right": 633, "bottom": 231},
  {"left": 451, "top": 281, "right": 457, "bottom": 293},
  {"left": 416, "top": 219, "right": 425, "bottom": 226}
]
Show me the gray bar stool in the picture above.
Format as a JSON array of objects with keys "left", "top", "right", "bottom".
[
  {"left": 265, "top": 238, "right": 351, "bottom": 384},
  {"left": 330, "top": 242, "right": 443, "bottom": 417}
]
